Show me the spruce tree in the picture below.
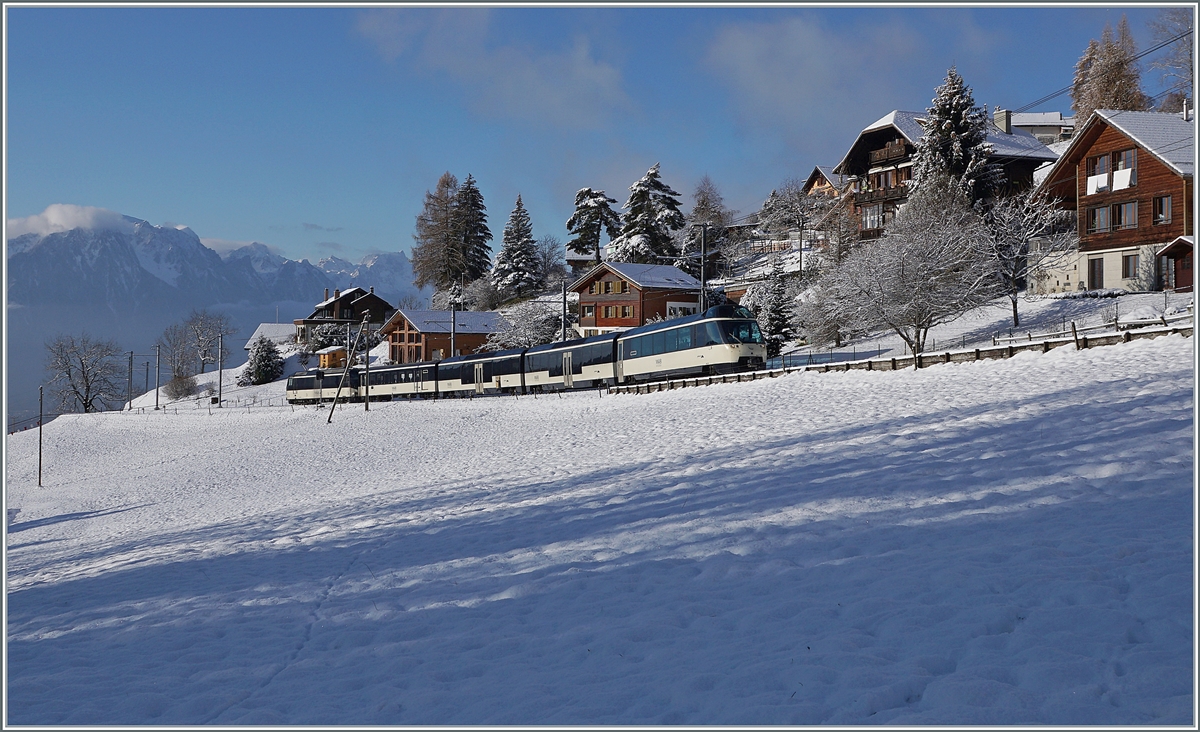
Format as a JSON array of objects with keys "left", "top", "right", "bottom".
[
  {"left": 492, "top": 195, "right": 541, "bottom": 296},
  {"left": 454, "top": 174, "right": 493, "bottom": 283},
  {"left": 911, "top": 67, "right": 1003, "bottom": 204},
  {"left": 239, "top": 336, "right": 285, "bottom": 386},
  {"left": 759, "top": 262, "right": 793, "bottom": 358},
  {"left": 412, "top": 172, "right": 462, "bottom": 290},
  {"left": 565, "top": 188, "right": 622, "bottom": 264},
  {"left": 607, "top": 163, "right": 686, "bottom": 264}
]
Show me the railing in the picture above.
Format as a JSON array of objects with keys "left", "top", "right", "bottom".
[
  {"left": 992, "top": 309, "right": 1193, "bottom": 345},
  {"left": 868, "top": 143, "right": 907, "bottom": 164},
  {"left": 855, "top": 186, "right": 907, "bottom": 204}
]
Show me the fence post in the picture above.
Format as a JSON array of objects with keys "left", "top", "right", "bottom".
[{"left": 1071, "top": 321, "right": 1080, "bottom": 350}]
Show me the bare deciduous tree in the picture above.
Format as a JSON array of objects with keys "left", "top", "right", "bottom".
[
  {"left": 156, "top": 322, "right": 195, "bottom": 380},
  {"left": 184, "top": 309, "right": 236, "bottom": 373},
  {"left": 980, "top": 190, "right": 1078, "bottom": 327},
  {"left": 535, "top": 235, "right": 568, "bottom": 289},
  {"left": 45, "top": 333, "right": 123, "bottom": 413},
  {"left": 1148, "top": 8, "right": 1194, "bottom": 109},
  {"left": 483, "top": 300, "right": 567, "bottom": 350},
  {"left": 809, "top": 171, "right": 1001, "bottom": 355}
]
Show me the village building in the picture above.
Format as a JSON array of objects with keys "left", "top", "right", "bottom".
[
  {"left": 1011, "top": 111, "right": 1075, "bottom": 145},
  {"left": 379, "top": 309, "right": 506, "bottom": 363},
  {"left": 832, "top": 109, "right": 1059, "bottom": 241},
  {"left": 570, "top": 262, "right": 702, "bottom": 337},
  {"left": 1034, "top": 109, "right": 1194, "bottom": 294},
  {"left": 293, "top": 286, "right": 395, "bottom": 345},
  {"left": 242, "top": 323, "right": 296, "bottom": 351}
]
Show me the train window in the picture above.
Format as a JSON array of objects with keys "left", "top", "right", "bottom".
[
  {"left": 720, "top": 321, "right": 765, "bottom": 344},
  {"left": 651, "top": 331, "right": 665, "bottom": 355},
  {"left": 677, "top": 326, "right": 693, "bottom": 350},
  {"left": 702, "top": 322, "right": 722, "bottom": 346}
]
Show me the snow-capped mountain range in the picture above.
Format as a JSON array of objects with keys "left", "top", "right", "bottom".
[
  {"left": 5, "top": 208, "right": 426, "bottom": 425},
  {"left": 7, "top": 214, "right": 423, "bottom": 310}
]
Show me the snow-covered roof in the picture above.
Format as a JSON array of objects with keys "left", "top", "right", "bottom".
[
  {"left": 804, "top": 165, "right": 850, "bottom": 193},
  {"left": 314, "top": 286, "right": 368, "bottom": 308},
  {"left": 834, "top": 110, "right": 1059, "bottom": 174},
  {"left": 243, "top": 323, "right": 296, "bottom": 349},
  {"left": 1035, "top": 110, "right": 1195, "bottom": 198},
  {"left": 570, "top": 262, "right": 701, "bottom": 292},
  {"left": 392, "top": 309, "right": 506, "bottom": 335},
  {"left": 1095, "top": 109, "right": 1195, "bottom": 176},
  {"left": 1011, "top": 111, "right": 1074, "bottom": 127},
  {"left": 315, "top": 345, "right": 345, "bottom": 354}
]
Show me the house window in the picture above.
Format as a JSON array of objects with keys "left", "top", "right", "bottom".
[
  {"left": 588, "top": 282, "right": 598, "bottom": 294},
  {"left": 1122, "top": 253, "right": 1139, "bottom": 279},
  {"left": 582, "top": 305, "right": 595, "bottom": 318},
  {"left": 603, "top": 305, "right": 616, "bottom": 318},
  {"left": 1154, "top": 196, "right": 1172, "bottom": 225},
  {"left": 620, "top": 281, "right": 630, "bottom": 293},
  {"left": 1112, "top": 201, "right": 1137, "bottom": 230},
  {"left": 1087, "top": 206, "right": 1110, "bottom": 233},
  {"left": 1087, "top": 154, "right": 1109, "bottom": 176},
  {"left": 861, "top": 204, "right": 884, "bottom": 230},
  {"left": 621, "top": 305, "right": 633, "bottom": 318},
  {"left": 604, "top": 281, "right": 614, "bottom": 294},
  {"left": 1113, "top": 148, "right": 1136, "bottom": 171}
]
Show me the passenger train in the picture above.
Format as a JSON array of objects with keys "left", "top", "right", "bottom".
[{"left": 285, "top": 304, "right": 766, "bottom": 404}]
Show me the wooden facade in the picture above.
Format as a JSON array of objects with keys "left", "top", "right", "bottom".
[
  {"left": 1036, "top": 110, "right": 1194, "bottom": 293},
  {"left": 571, "top": 263, "right": 701, "bottom": 336},
  {"left": 294, "top": 286, "right": 396, "bottom": 344},
  {"left": 379, "top": 309, "right": 504, "bottom": 363}
]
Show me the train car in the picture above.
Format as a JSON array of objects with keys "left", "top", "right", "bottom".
[
  {"left": 435, "top": 347, "right": 525, "bottom": 397},
  {"left": 616, "top": 304, "right": 766, "bottom": 383},
  {"left": 523, "top": 332, "right": 618, "bottom": 391},
  {"left": 362, "top": 361, "right": 437, "bottom": 400},
  {"left": 285, "top": 368, "right": 362, "bottom": 403}
]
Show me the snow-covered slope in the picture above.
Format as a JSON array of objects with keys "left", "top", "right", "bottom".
[{"left": 4, "top": 327, "right": 1193, "bottom": 725}]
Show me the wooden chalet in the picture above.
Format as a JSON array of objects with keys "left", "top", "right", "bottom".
[
  {"left": 379, "top": 309, "right": 506, "bottom": 363},
  {"left": 294, "top": 286, "right": 395, "bottom": 344},
  {"left": 570, "top": 262, "right": 701, "bottom": 337},
  {"left": 832, "top": 109, "right": 1059, "bottom": 241},
  {"left": 1035, "top": 109, "right": 1194, "bottom": 293}
]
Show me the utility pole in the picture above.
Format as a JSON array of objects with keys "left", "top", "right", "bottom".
[
  {"left": 217, "top": 334, "right": 223, "bottom": 407},
  {"left": 127, "top": 351, "right": 134, "bottom": 410},
  {"left": 561, "top": 280, "right": 568, "bottom": 341},
  {"left": 144, "top": 362, "right": 150, "bottom": 395},
  {"left": 154, "top": 345, "right": 161, "bottom": 411},
  {"left": 363, "top": 312, "right": 371, "bottom": 411},
  {"left": 38, "top": 385, "right": 43, "bottom": 487},
  {"left": 700, "top": 223, "right": 708, "bottom": 313}
]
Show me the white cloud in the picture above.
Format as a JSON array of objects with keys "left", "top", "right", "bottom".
[
  {"left": 355, "top": 8, "right": 631, "bottom": 129},
  {"left": 705, "top": 16, "right": 931, "bottom": 157},
  {"left": 6, "top": 204, "right": 135, "bottom": 240}
]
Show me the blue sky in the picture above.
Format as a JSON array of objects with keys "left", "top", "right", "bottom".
[{"left": 4, "top": 5, "right": 1184, "bottom": 264}]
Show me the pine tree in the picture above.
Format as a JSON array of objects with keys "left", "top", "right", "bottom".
[
  {"left": 911, "top": 67, "right": 1003, "bottom": 204},
  {"left": 412, "top": 172, "right": 462, "bottom": 290},
  {"left": 565, "top": 188, "right": 622, "bottom": 264},
  {"left": 239, "top": 336, "right": 285, "bottom": 386},
  {"left": 607, "top": 163, "right": 686, "bottom": 264},
  {"left": 454, "top": 174, "right": 493, "bottom": 282},
  {"left": 492, "top": 195, "right": 541, "bottom": 296},
  {"left": 1071, "top": 17, "right": 1151, "bottom": 125}
]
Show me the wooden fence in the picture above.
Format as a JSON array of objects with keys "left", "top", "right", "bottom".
[{"left": 608, "top": 323, "right": 1193, "bottom": 395}]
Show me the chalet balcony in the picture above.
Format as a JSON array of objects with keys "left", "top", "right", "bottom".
[
  {"left": 868, "top": 142, "right": 907, "bottom": 164},
  {"left": 855, "top": 186, "right": 907, "bottom": 204}
]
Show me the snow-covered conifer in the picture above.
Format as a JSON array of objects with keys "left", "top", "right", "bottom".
[
  {"left": 760, "top": 262, "right": 794, "bottom": 358},
  {"left": 454, "top": 174, "right": 493, "bottom": 283},
  {"left": 492, "top": 195, "right": 541, "bottom": 297},
  {"left": 239, "top": 336, "right": 285, "bottom": 387},
  {"left": 566, "top": 188, "right": 622, "bottom": 264},
  {"left": 912, "top": 67, "right": 1003, "bottom": 204},
  {"left": 607, "top": 163, "right": 685, "bottom": 264}
]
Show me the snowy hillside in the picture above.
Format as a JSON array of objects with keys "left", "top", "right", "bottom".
[{"left": 5, "top": 300, "right": 1193, "bottom": 724}]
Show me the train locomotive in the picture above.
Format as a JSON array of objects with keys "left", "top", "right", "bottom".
[{"left": 285, "top": 304, "right": 766, "bottom": 404}]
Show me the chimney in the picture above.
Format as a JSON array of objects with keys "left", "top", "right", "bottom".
[
  {"left": 994, "top": 108, "right": 1012, "bottom": 134},
  {"left": 370, "top": 286, "right": 374, "bottom": 295},
  {"left": 324, "top": 288, "right": 329, "bottom": 301},
  {"left": 334, "top": 289, "right": 340, "bottom": 299}
]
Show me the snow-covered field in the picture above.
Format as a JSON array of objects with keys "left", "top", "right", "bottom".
[{"left": 4, "top": 296, "right": 1195, "bottom": 725}]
